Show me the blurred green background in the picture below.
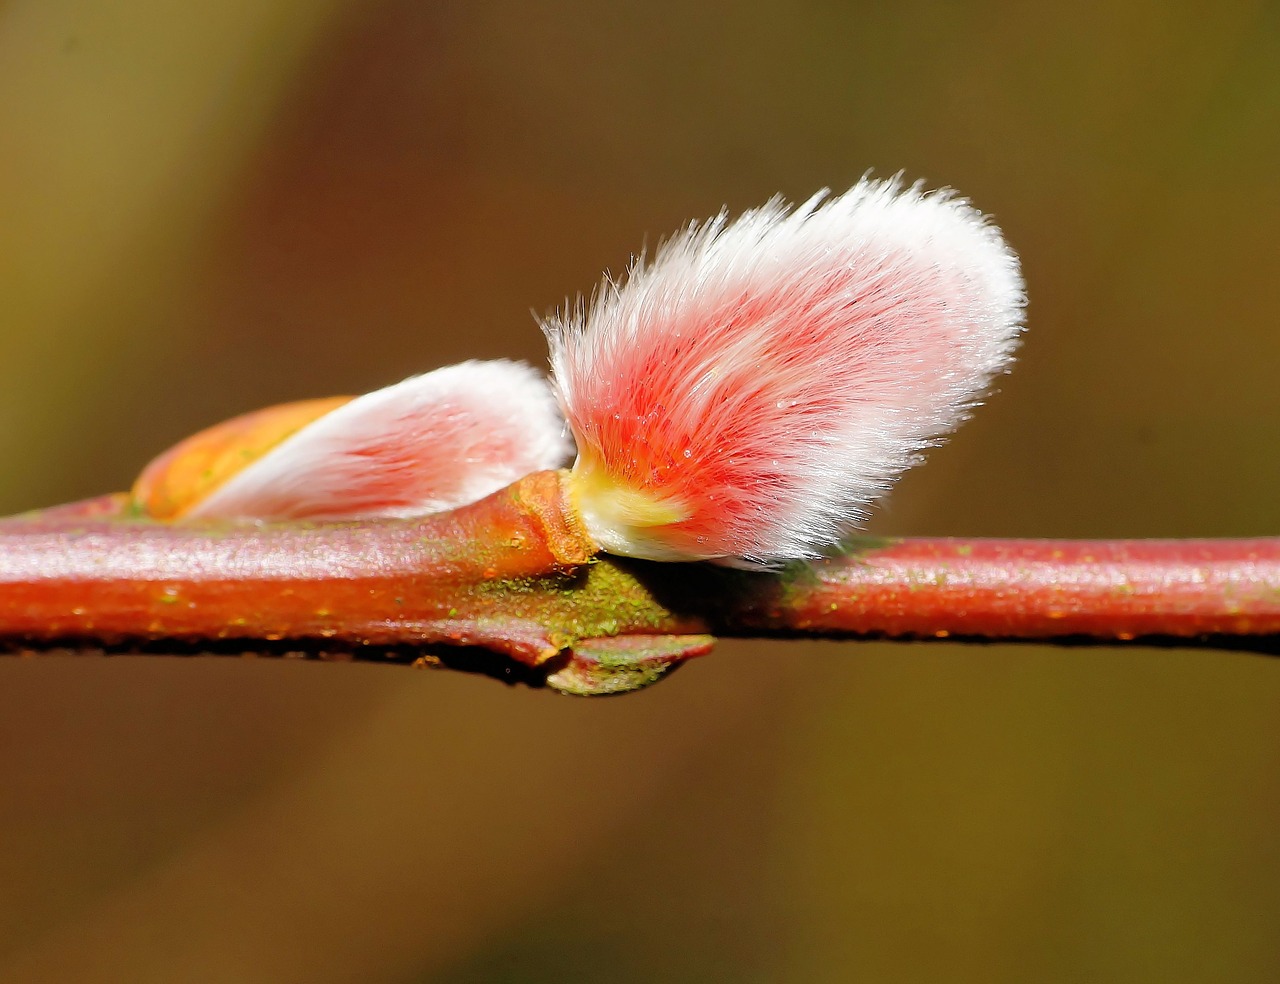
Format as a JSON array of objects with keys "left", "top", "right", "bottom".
[{"left": 1, "top": 1, "right": 1278, "bottom": 980}]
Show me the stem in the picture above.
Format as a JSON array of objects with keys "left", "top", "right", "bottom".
[
  {"left": 1, "top": 474, "right": 1277, "bottom": 693},
  {"left": 0, "top": 472, "right": 605, "bottom": 664},
  {"left": 707, "top": 537, "right": 1280, "bottom": 649}
]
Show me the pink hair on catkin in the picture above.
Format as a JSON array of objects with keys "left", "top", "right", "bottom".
[
  {"left": 188, "top": 360, "right": 571, "bottom": 521},
  {"left": 545, "top": 177, "right": 1025, "bottom": 564}
]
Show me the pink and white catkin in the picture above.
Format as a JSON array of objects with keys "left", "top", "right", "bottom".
[
  {"left": 544, "top": 177, "right": 1026, "bottom": 565},
  {"left": 187, "top": 360, "right": 571, "bottom": 521}
]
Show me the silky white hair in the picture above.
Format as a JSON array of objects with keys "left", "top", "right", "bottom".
[
  {"left": 545, "top": 177, "right": 1026, "bottom": 564},
  {"left": 188, "top": 360, "right": 571, "bottom": 521}
]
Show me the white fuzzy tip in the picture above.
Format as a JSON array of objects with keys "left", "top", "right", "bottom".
[
  {"left": 544, "top": 177, "right": 1026, "bottom": 564},
  {"left": 187, "top": 360, "right": 571, "bottom": 521}
]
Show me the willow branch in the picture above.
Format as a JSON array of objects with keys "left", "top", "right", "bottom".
[{"left": 2, "top": 472, "right": 1277, "bottom": 693}]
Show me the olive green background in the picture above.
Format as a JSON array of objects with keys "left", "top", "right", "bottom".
[{"left": 1, "top": 2, "right": 1277, "bottom": 980}]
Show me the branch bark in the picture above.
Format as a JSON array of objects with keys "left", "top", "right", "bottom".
[{"left": 2, "top": 471, "right": 1277, "bottom": 693}]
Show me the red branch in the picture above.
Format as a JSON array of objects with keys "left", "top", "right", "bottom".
[
  {"left": 711, "top": 537, "right": 1280, "bottom": 643},
  {"left": 1, "top": 472, "right": 1277, "bottom": 693}
]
